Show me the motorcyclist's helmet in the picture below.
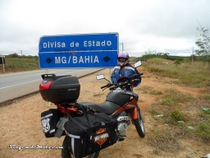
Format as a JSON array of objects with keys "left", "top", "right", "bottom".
[{"left": 118, "top": 52, "right": 129, "bottom": 66}]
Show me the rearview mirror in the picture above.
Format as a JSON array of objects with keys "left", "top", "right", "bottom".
[
  {"left": 134, "top": 61, "right": 142, "bottom": 68},
  {"left": 96, "top": 74, "right": 105, "bottom": 80}
]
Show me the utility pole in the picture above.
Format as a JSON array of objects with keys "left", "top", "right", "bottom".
[
  {"left": 120, "top": 42, "right": 124, "bottom": 52},
  {"left": 191, "top": 47, "right": 194, "bottom": 63}
]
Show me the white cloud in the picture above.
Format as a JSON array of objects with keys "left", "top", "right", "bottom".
[{"left": 0, "top": 0, "right": 210, "bottom": 56}]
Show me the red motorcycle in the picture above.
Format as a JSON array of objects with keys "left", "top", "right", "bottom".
[{"left": 39, "top": 62, "right": 145, "bottom": 158}]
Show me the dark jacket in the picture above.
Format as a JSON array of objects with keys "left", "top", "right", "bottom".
[{"left": 111, "top": 63, "right": 141, "bottom": 87}]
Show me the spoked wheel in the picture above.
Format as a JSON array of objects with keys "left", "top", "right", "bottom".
[
  {"left": 62, "top": 136, "right": 100, "bottom": 158},
  {"left": 133, "top": 109, "right": 145, "bottom": 138}
]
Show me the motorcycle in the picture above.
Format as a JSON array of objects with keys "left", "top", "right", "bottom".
[{"left": 39, "top": 61, "right": 145, "bottom": 158}]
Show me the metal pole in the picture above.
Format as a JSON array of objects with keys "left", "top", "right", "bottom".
[
  {"left": 119, "top": 42, "right": 124, "bottom": 52},
  {"left": 2, "top": 59, "right": 5, "bottom": 72},
  {"left": 122, "top": 42, "right": 124, "bottom": 51}
]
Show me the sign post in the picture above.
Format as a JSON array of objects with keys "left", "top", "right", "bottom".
[
  {"left": 0, "top": 55, "right": 5, "bottom": 73},
  {"left": 38, "top": 33, "right": 119, "bottom": 68}
]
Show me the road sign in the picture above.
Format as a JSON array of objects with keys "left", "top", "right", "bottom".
[{"left": 38, "top": 33, "right": 119, "bottom": 68}]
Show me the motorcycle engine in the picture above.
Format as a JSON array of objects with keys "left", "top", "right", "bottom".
[{"left": 117, "top": 114, "right": 130, "bottom": 137}]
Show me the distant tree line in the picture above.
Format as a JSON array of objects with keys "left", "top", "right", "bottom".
[
  {"left": 139, "top": 51, "right": 189, "bottom": 62},
  {"left": 6, "top": 53, "right": 38, "bottom": 60}
]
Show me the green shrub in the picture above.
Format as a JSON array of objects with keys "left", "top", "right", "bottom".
[
  {"left": 169, "top": 110, "right": 185, "bottom": 122},
  {"left": 196, "top": 122, "right": 210, "bottom": 141}
]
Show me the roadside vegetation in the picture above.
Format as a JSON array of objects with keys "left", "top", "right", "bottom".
[
  {"left": 0, "top": 53, "right": 39, "bottom": 73},
  {"left": 144, "top": 57, "right": 210, "bottom": 87},
  {"left": 140, "top": 54, "right": 210, "bottom": 152}
]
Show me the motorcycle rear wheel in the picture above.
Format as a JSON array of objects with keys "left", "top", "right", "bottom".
[
  {"left": 133, "top": 109, "right": 145, "bottom": 138},
  {"left": 62, "top": 136, "right": 100, "bottom": 158}
]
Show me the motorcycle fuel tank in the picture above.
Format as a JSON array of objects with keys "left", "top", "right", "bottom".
[{"left": 106, "top": 89, "right": 131, "bottom": 106}]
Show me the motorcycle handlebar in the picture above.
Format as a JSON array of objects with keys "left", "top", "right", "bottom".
[
  {"left": 133, "top": 73, "right": 143, "bottom": 78},
  {"left": 100, "top": 83, "right": 114, "bottom": 89},
  {"left": 100, "top": 73, "right": 143, "bottom": 90},
  {"left": 101, "top": 84, "right": 108, "bottom": 89}
]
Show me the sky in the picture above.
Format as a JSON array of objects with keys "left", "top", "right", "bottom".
[{"left": 0, "top": 0, "right": 210, "bottom": 57}]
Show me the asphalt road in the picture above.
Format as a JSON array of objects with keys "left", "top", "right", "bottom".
[{"left": 0, "top": 68, "right": 102, "bottom": 104}]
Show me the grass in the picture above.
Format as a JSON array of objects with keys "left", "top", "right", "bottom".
[
  {"left": 148, "top": 127, "right": 181, "bottom": 153},
  {"left": 196, "top": 122, "right": 210, "bottom": 140},
  {"left": 138, "top": 85, "right": 163, "bottom": 95},
  {"left": 147, "top": 86, "right": 210, "bottom": 142},
  {"left": 145, "top": 87, "right": 195, "bottom": 126},
  {"left": 149, "top": 92, "right": 210, "bottom": 145},
  {"left": 202, "top": 94, "right": 210, "bottom": 102},
  {"left": 169, "top": 110, "right": 186, "bottom": 122},
  {"left": 1, "top": 57, "right": 39, "bottom": 73},
  {"left": 144, "top": 59, "right": 210, "bottom": 143},
  {"left": 144, "top": 58, "right": 210, "bottom": 87},
  {"left": 156, "top": 89, "right": 193, "bottom": 106}
]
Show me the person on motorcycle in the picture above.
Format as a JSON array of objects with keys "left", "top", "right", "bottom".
[{"left": 111, "top": 52, "right": 141, "bottom": 87}]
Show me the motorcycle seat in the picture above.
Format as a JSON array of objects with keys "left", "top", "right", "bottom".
[{"left": 79, "top": 101, "right": 120, "bottom": 115}]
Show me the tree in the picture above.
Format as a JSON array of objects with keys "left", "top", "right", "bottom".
[{"left": 195, "top": 27, "right": 210, "bottom": 56}]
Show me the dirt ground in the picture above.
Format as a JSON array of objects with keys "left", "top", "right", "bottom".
[{"left": 0, "top": 68, "right": 209, "bottom": 158}]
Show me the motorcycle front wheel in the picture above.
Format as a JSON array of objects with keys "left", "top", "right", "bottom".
[
  {"left": 133, "top": 109, "right": 145, "bottom": 138},
  {"left": 62, "top": 136, "right": 100, "bottom": 158}
]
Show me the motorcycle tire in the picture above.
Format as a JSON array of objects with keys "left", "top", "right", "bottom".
[
  {"left": 62, "top": 136, "right": 100, "bottom": 158},
  {"left": 133, "top": 109, "right": 145, "bottom": 138}
]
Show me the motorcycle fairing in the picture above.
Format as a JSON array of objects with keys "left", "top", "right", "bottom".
[
  {"left": 111, "top": 101, "right": 138, "bottom": 119},
  {"left": 130, "top": 107, "right": 138, "bottom": 120}
]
